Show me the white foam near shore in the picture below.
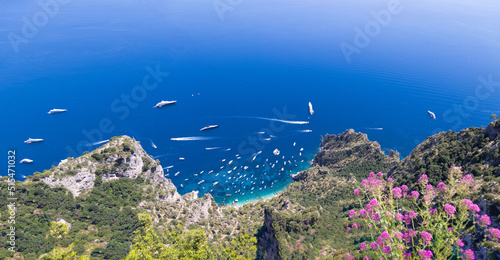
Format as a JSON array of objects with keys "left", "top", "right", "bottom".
[{"left": 230, "top": 190, "right": 284, "bottom": 208}]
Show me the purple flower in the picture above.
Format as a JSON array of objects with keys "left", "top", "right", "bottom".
[
  {"left": 409, "top": 211, "right": 416, "bottom": 219},
  {"left": 403, "top": 253, "right": 411, "bottom": 259},
  {"left": 363, "top": 256, "right": 371, "bottom": 260},
  {"left": 360, "top": 242, "right": 367, "bottom": 251},
  {"left": 348, "top": 254, "right": 354, "bottom": 260},
  {"left": 372, "top": 213, "right": 380, "bottom": 223},
  {"left": 396, "top": 213, "right": 403, "bottom": 221},
  {"left": 421, "top": 231, "right": 432, "bottom": 244},
  {"left": 410, "top": 191, "right": 419, "bottom": 200},
  {"left": 393, "top": 231, "right": 403, "bottom": 239},
  {"left": 488, "top": 228, "right": 500, "bottom": 241},
  {"left": 352, "top": 223, "right": 360, "bottom": 229},
  {"left": 370, "top": 198, "right": 379, "bottom": 207},
  {"left": 457, "top": 238, "right": 464, "bottom": 247},
  {"left": 464, "top": 249, "right": 475, "bottom": 260},
  {"left": 437, "top": 182, "right": 447, "bottom": 193},
  {"left": 444, "top": 204, "right": 456, "bottom": 218},
  {"left": 392, "top": 187, "right": 402, "bottom": 199},
  {"left": 377, "top": 172, "right": 383, "bottom": 177},
  {"left": 354, "top": 189, "right": 361, "bottom": 195},
  {"left": 429, "top": 208, "right": 437, "bottom": 216},
  {"left": 381, "top": 231, "right": 390, "bottom": 240},
  {"left": 470, "top": 204, "right": 480, "bottom": 213},
  {"left": 418, "top": 174, "right": 428, "bottom": 185},
  {"left": 359, "top": 209, "right": 367, "bottom": 218},
  {"left": 362, "top": 179, "right": 369, "bottom": 187},
  {"left": 403, "top": 233, "right": 411, "bottom": 243},
  {"left": 383, "top": 246, "right": 391, "bottom": 255},
  {"left": 419, "top": 250, "right": 433, "bottom": 260},
  {"left": 370, "top": 242, "right": 378, "bottom": 250},
  {"left": 349, "top": 210, "right": 357, "bottom": 219},
  {"left": 388, "top": 177, "right": 393, "bottom": 183},
  {"left": 461, "top": 174, "right": 474, "bottom": 187},
  {"left": 401, "top": 185, "right": 408, "bottom": 191},
  {"left": 403, "top": 214, "right": 411, "bottom": 225},
  {"left": 461, "top": 199, "right": 473, "bottom": 210},
  {"left": 478, "top": 215, "right": 491, "bottom": 227}
]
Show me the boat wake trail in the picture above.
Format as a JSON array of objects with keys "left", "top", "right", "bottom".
[
  {"left": 365, "top": 127, "right": 384, "bottom": 130},
  {"left": 171, "top": 136, "right": 219, "bottom": 141},
  {"left": 242, "top": 116, "right": 309, "bottom": 125},
  {"left": 87, "top": 139, "right": 109, "bottom": 146},
  {"left": 297, "top": 129, "right": 312, "bottom": 133},
  {"left": 206, "top": 147, "right": 224, "bottom": 150}
]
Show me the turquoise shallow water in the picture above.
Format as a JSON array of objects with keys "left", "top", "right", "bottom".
[{"left": 1, "top": 0, "right": 499, "bottom": 204}]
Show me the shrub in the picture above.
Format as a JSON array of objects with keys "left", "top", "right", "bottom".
[
  {"left": 347, "top": 166, "right": 498, "bottom": 260},
  {"left": 91, "top": 153, "right": 104, "bottom": 162}
]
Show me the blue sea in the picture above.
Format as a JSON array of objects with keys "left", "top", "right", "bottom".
[{"left": 1, "top": 0, "right": 499, "bottom": 204}]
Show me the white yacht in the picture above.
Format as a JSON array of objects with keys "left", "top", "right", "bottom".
[
  {"left": 428, "top": 110, "right": 436, "bottom": 120},
  {"left": 48, "top": 108, "right": 67, "bottom": 114},
  {"left": 20, "top": 159, "right": 33, "bottom": 164},
  {"left": 308, "top": 102, "right": 314, "bottom": 115},
  {"left": 200, "top": 125, "right": 219, "bottom": 131},
  {"left": 273, "top": 148, "right": 280, "bottom": 156},
  {"left": 154, "top": 100, "right": 176, "bottom": 108},
  {"left": 24, "top": 138, "right": 43, "bottom": 144}
]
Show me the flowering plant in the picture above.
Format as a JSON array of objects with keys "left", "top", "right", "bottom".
[{"left": 347, "top": 166, "right": 499, "bottom": 259}]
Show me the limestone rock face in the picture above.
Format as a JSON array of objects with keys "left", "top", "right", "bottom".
[
  {"left": 35, "top": 136, "right": 181, "bottom": 201},
  {"left": 43, "top": 170, "right": 95, "bottom": 197}
]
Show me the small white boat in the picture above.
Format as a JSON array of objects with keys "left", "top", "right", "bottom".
[
  {"left": 48, "top": 108, "right": 67, "bottom": 114},
  {"left": 428, "top": 110, "right": 436, "bottom": 120},
  {"left": 198, "top": 180, "right": 205, "bottom": 185},
  {"left": 151, "top": 141, "right": 157, "bottom": 149},
  {"left": 20, "top": 159, "right": 33, "bottom": 164},
  {"left": 200, "top": 125, "right": 219, "bottom": 131},
  {"left": 174, "top": 171, "right": 180, "bottom": 176},
  {"left": 154, "top": 100, "right": 176, "bottom": 108},
  {"left": 179, "top": 157, "right": 185, "bottom": 161},
  {"left": 213, "top": 182, "right": 218, "bottom": 186},
  {"left": 273, "top": 148, "right": 280, "bottom": 156},
  {"left": 24, "top": 138, "right": 43, "bottom": 144},
  {"left": 308, "top": 102, "right": 314, "bottom": 115}
]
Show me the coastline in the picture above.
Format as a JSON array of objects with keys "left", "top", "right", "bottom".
[{"left": 229, "top": 187, "right": 286, "bottom": 208}]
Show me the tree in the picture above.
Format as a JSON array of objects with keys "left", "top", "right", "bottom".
[
  {"left": 125, "top": 213, "right": 216, "bottom": 260},
  {"left": 37, "top": 244, "right": 88, "bottom": 260}
]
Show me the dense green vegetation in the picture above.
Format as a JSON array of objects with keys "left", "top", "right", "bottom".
[{"left": 0, "top": 177, "right": 145, "bottom": 259}]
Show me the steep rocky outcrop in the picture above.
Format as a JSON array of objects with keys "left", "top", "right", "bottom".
[
  {"left": 312, "top": 129, "right": 399, "bottom": 178},
  {"left": 389, "top": 120, "right": 500, "bottom": 187},
  {"left": 257, "top": 209, "right": 281, "bottom": 260},
  {"left": 30, "top": 136, "right": 181, "bottom": 201}
]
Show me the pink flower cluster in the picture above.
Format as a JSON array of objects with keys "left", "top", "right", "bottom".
[
  {"left": 463, "top": 249, "right": 475, "bottom": 260},
  {"left": 444, "top": 204, "right": 455, "bottom": 218},
  {"left": 478, "top": 215, "right": 491, "bottom": 227},
  {"left": 418, "top": 250, "right": 433, "bottom": 260},
  {"left": 420, "top": 231, "right": 432, "bottom": 244},
  {"left": 488, "top": 228, "right": 500, "bottom": 241}
]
